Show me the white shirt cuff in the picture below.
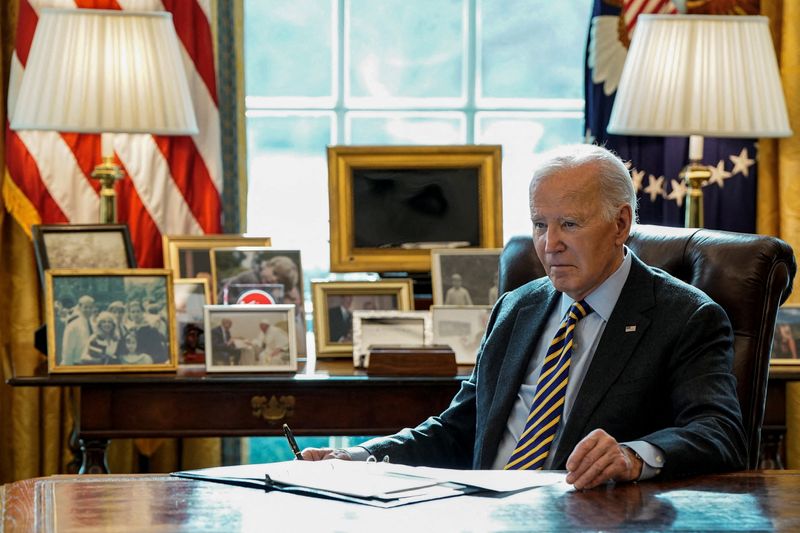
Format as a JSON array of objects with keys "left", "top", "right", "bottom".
[{"left": 623, "top": 440, "right": 665, "bottom": 480}]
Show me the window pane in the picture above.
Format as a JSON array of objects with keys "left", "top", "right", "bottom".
[
  {"left": 478, "top": 0, "right": 592, "bottom": 100},
  {"left": 476, "top": 113, "right": 584, "bottom": 240},
  {"left": 347, "top": 0, "right": 465, "bottom": 103},
  {"left": 244, "top": 0, "right": 334, "bottom": 98},
  {"left": 347, "top": 112, "right": 466, "bottom": 144},
  {"left": 246, "top": 113, "right": 333, "bottom": 275}
]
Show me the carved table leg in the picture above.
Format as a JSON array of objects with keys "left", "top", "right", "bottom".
[
  {"left": 79, "top": 439, "right": 110, "bottom": 474},
  {"left": 66, "top": 420, "right": 83, "bottom": 474}
]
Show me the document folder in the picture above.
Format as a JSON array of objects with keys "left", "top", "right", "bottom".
[{"left": 171, "top": 460, "right": 564, "bottom": 508}]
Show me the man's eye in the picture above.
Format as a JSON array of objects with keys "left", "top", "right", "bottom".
[
  {"left": 563, "top": 221, "right": 577, "bottom": 229},
  {"left": 533, "top": 222, "right": 546, "bottom": 230}
]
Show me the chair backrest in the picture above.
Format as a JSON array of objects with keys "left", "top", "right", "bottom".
[{"left": 498, "top": 224, "right": 797, "bottom": 469}]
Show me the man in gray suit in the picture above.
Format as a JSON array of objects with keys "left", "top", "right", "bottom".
[{"left": 303, "top": 144, "right": 746, "bottom": 489}]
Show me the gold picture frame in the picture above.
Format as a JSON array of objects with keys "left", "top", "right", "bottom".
[
  {"left": 162, "top": 234, "right": 272, "bottom": 288},
  {"left": 772, "top": 304, "right": 800, "bottom": 366},
  {"left": 311, "top": 280, "right": 414, "bottom": 358},
  {"left": 327, "top": 145, "right": 503, "bottom": 273},
  {"left": 45, "top": 268, "right": 177, "bottom": 373}
]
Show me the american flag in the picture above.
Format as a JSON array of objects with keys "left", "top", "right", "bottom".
[
  {"left": 4, "top": 0, "right": 222, "bottom": 267},
  {"left": 586, "top": 0, "right": 758, "bottom": 232}
]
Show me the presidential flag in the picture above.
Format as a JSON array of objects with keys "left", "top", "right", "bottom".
[
  {"left": 586, "top": 0, "right": 758, "bottom": 232},
  {"left": 4, "top": 0, "right": 223, "bottom": 267}
]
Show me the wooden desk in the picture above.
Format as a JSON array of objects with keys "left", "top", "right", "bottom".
[
  {"left": 7, "top": 360, "right": 471, "bottom": 474},
  {"left": 3, "top": 471, "right": 799, "bottom": 531}
]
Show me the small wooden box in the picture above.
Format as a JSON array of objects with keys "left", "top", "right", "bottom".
[{"left": 367, "top": 345, "right": 457, "bottom": 376}]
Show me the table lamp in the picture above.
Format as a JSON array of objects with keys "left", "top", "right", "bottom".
[
  {"left": 607, "top": 15, "right": 792, "bottom": 228},
  {"left": 9, "top": 8, "right": 198, "bottom": 223}
]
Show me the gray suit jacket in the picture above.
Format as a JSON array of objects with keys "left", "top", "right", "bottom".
[{"left": 363, "top": 254, "right": 747, "bottom": 478}]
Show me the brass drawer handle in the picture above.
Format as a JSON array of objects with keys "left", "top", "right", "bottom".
[{"left": 251, "top": 395, "right": 295, "bottom": 423}]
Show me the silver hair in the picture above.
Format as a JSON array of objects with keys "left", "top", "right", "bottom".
[{"left": 529, "top": 144, "right": 638, "bottom": 223}]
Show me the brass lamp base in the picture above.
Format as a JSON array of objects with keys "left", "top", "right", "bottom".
[
  {"left": 90, "top": 156, "right": 125, "bottom": 224},
  {"left": 678, "top": 162, "right": 712, "bottom": 228}
]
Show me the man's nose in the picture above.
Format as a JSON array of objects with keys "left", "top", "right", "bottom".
[{"left": 544, "top": 226, "right": 563, "bottom": 253}]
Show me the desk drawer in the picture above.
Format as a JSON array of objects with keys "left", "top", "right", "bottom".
[{"left": 79, "top": 381, "right": 461, "bottom": 438}]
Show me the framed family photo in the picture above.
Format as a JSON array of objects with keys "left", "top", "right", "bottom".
[
  {"left": 327, "top": 145, "right": 503, "bottom": 273},
  {"left": 161, "top": 234, "right": 272, "bottom": 291},
  {"left": 32, "top": 224, "right": 136, "bottom": 286},
  {"left": 352, "top": 310, "right": 433, "bottom": 368},
  {"left": 45, "top": 269, "right": 177, "bottom": 373},
  {"left": 204, "top": 305, "right": 297, "bottom": 373},
  {"left": 311, "top": 279, "right": 414, "bottom": 358},
  {"left": 773, "top": 304, "right": 800, "bottom": 364},
  {"left": 431, "top": 305, "right": 492, "bottom": 365},
  {"left": 431, "top": 248, "right": 502, "bottom": 306},
  {"left": 173, "top": 278, "right": 210, "bottom": 365},
  {"left": 211, "top": 248, "right": 307, "bottom": 355}
]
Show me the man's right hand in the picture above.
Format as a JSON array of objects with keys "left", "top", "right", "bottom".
[{"left": 300, "top": 447, "right": 352, "bottom": 461}]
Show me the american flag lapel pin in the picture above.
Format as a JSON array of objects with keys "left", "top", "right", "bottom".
[{"left": 625, "top": 325, "right": 637, "bottom": 333}]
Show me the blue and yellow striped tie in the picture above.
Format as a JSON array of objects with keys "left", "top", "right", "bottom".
[{"left": 505, "top": 300, "right": 593, "bottom": 470}]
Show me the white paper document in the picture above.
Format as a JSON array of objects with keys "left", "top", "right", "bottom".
[{"left": 172, "top": 459, "right": 565, "bottom": 507}]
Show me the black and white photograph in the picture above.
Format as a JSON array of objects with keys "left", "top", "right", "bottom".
[
  {"left": 204, "top": 305, "right": 297, "bottom": 372},
  {"left": 45, "top": 269, "right": 176, "bottom": 373},
  {"left": 311, "top": 280, "right": 415, "bottom": 358},
  {"left": 32, "top": 224, "right": 136, "bottom": 286},
  {"left": 431, "top": 248, "right": 502, "bottom": 306},
  {"left": 173, "top": 278, "right": 210, "bottom": 365},
  {"left": 211, "top": 248, "right": 307, "bottom": 355},
  {"left": 352, "top": 310, "right": 432, "bottom": 368},
  {"left": 773, "top": 305, "right": 800, "bottom": 362},
  {"left": 431, "top": 305, "right": 492, "bottom": 365}
]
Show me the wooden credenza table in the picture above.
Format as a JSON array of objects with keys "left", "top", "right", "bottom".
[
  {"left": 7, "top": 359, "right": 471, "bottom": 474},
  {"left": 3, "top": 471, "right": 800, "bottom": 532}
]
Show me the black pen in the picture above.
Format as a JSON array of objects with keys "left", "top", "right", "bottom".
[{"left": 283, "top": 423, "right": 303, "bottom": 460}]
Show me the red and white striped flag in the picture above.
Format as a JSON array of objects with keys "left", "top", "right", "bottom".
[
  {"left": 4, "top": 0, "right": 222, "bottom": 267},
  {"left": 622, "top": 0, "right": 678, "bottom": 41}
]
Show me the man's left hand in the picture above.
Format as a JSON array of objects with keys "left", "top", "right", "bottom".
[{"left": 565, "top": 429, "right": 643, "bottom": 490}]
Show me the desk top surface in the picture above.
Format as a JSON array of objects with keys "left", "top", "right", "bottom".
[
  {"left": 8, "top": 359, "right": 474, "bottom": 386},
  {"left": 2, "top": 471, "right": 799, "bottom": 532}
]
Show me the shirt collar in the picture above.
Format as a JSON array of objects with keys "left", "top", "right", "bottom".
[{"left": 559, "top": 245, "right": 633, "bottom": 322}]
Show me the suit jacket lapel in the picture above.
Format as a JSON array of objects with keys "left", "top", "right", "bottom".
[
  {"left": 477, "top": 286, "right": 559, "bottom": 468},
  {"left": 551, "top": 256, "right": 656, "bottom": 468}
]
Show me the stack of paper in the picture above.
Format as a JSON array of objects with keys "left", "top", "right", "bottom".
[{"left": 172, "top": 460, "right": 565, "bottom": 508}]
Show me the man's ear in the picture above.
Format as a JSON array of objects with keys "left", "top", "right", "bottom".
[{"left": 615, "top": 205, "right": 633, "bottom": 246}]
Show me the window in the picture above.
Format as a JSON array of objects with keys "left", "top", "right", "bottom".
[{"left": 244, "top": 0, "right": 592, "bottom": 277}]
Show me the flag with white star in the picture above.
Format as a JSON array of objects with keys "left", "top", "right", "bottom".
[{"left": 585, "top": 0, "right": 758, "bottom": 232}]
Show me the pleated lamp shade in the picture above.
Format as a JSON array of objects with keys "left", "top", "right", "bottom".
[
  {"left": 607, "top": 15, "right": 791, "bottom": 138},
  {"left": 10, "top": 8, "right": 198, "bottom": 136}
]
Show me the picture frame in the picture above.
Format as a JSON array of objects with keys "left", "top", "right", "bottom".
[
  {"left": 211, "top": 247, "right": 307, "bottom": 356},
  {"left": 431, "top": 248, "right": 502, "bottom": 306},
  {"left": 431, "top": 305, "right": 492, "bottom": 365},
  {"left": 311, "top": 279, "right": 415, "bottom": 358},
  {"left": 45, "top": 268, "right": 177, "bottom": 373},
  {"left": 352, "top": 310, "right": 433, "bottom": 368},
  {"left": 32, "top": 224, "right": 137, "bottom": 286},
  {"left": 327, "top": 145, "right": 503, "bottom": 273},
  {"left": 772, "top": 304, "right": 800, "bottom": 364},
  {"left": 161, "top": 234, "right": 272, "bottom": 292},
  {"left": 173, "top": 278, "right": 210, "bottom": 365},
  {"left": 204, "top": 304, "right": 297, "bottom": 373}
]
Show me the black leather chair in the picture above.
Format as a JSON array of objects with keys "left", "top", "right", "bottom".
[{"left": 498, "top": 224, "right": 796, "bottom": 469}]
